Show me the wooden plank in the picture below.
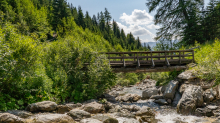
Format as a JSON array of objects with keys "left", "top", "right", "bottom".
[
  {"left": 102, "top": 50, "right": 193, "bottom": 54},
  {"left": 113, "top": 66, "right": 187, "bottom": 73},
  {"left": 108, "top": 54, "right": 193, "bottom": 59}
]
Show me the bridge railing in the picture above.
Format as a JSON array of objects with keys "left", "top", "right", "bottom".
[{"left": 103, "top": 50, "right": 194, "bottom": 68}]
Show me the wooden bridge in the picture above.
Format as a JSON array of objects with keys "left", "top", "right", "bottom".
[{"left": 104, "top": 50, "right": 194, "bottom": 73}]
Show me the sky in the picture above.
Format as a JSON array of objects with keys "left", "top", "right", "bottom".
[{"left": 67, "top": 0, "right": 209, "bottom": 43}]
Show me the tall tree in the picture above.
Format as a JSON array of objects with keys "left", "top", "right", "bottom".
[
  {"left": 146, "top": 0, "right": 203, "bottom": 45},
  {"left": 77, "top": 6, "right": 85, "bottom": 29}
]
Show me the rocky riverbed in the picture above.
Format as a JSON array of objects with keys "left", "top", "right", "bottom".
[{"left": 1, "top": 70, "right": 220, "bottom": 123}]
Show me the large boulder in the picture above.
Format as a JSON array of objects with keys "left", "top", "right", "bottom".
[
  {"left": 26, "top": 113, "right": 75, "bottom": 123},
  {"left": 0, "top": 113, "right": 25, "bottom": 123},
  {"left": 177, "top": 85, "right": 203, "bottom": 115},
  {"left": 179, "top": 84, "right": 189, "bottom": 94},
  {"left": 7, "top": 110, "right": 32, "bottom": 118},
  {"left": 82, "top": 101, "right": 105, "bottom": 114},
  {"left": 92, "top": 114, "right": 118, "bottom": 123},
  {"left": 142, "top": 88, "right": 158, "bottom": 99},
  {"left": 178, "top": 70, "right": 197, "bottom": 80},
  {"left": 25, "top": 101, "right": 57, "bottom": 112},
  {"left": 172, "top": 91, "right": 182, "bottom": 107},
  {"left": 80, "top": 118, "right": 102, "bottom": 123},
  {"left": 57, "top": 103, "right": 82, "bottom": 114},
  {"left": 67, "top": 109, "right": 91, "bottom": 121},
  {"left": 163, "top": 80, "right": 179, "bottom": 100},
  {"left": 203, "top": 88, "right": 217, "bottom": 103}
]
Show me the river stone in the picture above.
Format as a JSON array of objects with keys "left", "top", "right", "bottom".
[
  {"left": 172, "top": 91, "right": 182, "bottom": 107},
  {"left": 80, "top": 118, "right": 102, "bottom": 123},
  {"left": 203, "top": 88, "right": 217, "bottom": 103},
  {"left": 195, "top": 107, "right": 214, "bottom": 117},
  {"left": 142, "top": 88, "right": 158, "bottom": 99},
  {"left": 118, "top": 118, "right": 139, "bottom": 123},
  {"left": 136, "top": 106, "right": 155, "bottom": 117},
  {"left": 25, "top": 101, "right": 57, "bottom": 112},
  {"left": 83, "top": 101, "right": 105, "bottom": 114},
  {"left": 154, "top": 99, "right": 168, "bottom": 105},
  {"left": 92, "top": 114, "right": 118, "bottom": 123},
  {"left": 103, "top": 93, "right": 117, "bottom": 102},
  {"left": 57, "top": 103, "right": 82, "bottom": 114},
  {"left": 26, "top": 113, "right": 74, "bottom": 123},
  {"left": 177, "top": 85, "right": 203, "bottom": 115},
  {"left": 116, "top": 94, "right": 141, "bottom": 102},
  {"left": 7, "top": 110, "right": 32, "bottom": 118},
  {"left": 150, "top": 95, "right": 164, "bottom": 100},
  {"left": 207, "top": 105, "right": 218, "bottom": 110},
  {"left": 0, "top": 113, "right": 25, "bottom": 123},
  {"left": 113, "top": 112, "right": 136, "bottom": 118},
  {"left": 178, "top": 70, "right": 197, "bottom": 80},
  {"left": 163, "top": 80, "right": 179, "bottom": 100},
  {"left": 67, "top": 109, "right": 91, "bottom": 121}
]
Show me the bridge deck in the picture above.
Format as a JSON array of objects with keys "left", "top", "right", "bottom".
[{"left": 104, "top": 50, "right": 194, "bottom": 73}]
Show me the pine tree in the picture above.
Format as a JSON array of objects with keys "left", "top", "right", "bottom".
[
  {"left": 146, "top": 0, "right": 203, "bottom": 45},
  {"left": 77, "top": 6, "right": 85, "bottom": 29}
]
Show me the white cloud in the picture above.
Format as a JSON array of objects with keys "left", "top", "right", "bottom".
[
  {"left": 120, "top": 9, "right": 154, "bottom": 25},
  {"left": 117, "top": 9, "right": 157, "bottom": 42},
  {"left": 147, "top": 24, "right": 160, "bottom": 29}
]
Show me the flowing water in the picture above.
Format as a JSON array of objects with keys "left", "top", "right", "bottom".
[{"left": 119, "top": 86, "right": 218, "bottom": 123}]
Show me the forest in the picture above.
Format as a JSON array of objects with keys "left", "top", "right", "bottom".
[{"left": 0, "top": 0, "right": 220, "bottom": 111}]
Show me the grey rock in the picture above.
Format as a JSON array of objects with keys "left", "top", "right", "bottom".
[
  {"left": 203, "top": 88, "right": 217, "bottom": 103},
  {"left": 113, "top": 112, "right": 135, "bottom": 118},
  {"left": 150, "top": 95, "right": 164, "bottom": 100},
  {"left": 154, "top": 99, "right": 168, "bottom": 105},
  {"left": 177, "top": 85, "right": 203, "bottom": 115},
  {"left": 103, "top": 93, "right": 117, "bottom": 102},
  {"left": 179, "top": 84, "right": 189, "bottom": 94},
  {"left": 119, "top": 118, "right": 139, "bottom": 123},
  {"left": 136, "top": 106, "right": 155, "bottom": 117},
  {"left": 92, "top": 114, "right": 118, "bottom": 123},
  {"left": 0, "top": 113, "right": 25, "bottom": 123},
  {"left": 80, "top": 118, "right": 102, "bottom": 123},
  {"left": 26, "top": 113, "right": 75, "bottom": 123},
  {"left": 57, "top": 103, "right": 82, "bottom": 114},
  {"left": 116, "top": 94, "right": 141, "bottom": 102},
  {"left": 7, "top": 110, "right": 32, "bottom": 118},
  {"left": 195, "top": 107, "right": 214, "bottom": 117},
  {"left": 178, "top": 70, "right": 197, "bottom": 80},
  {"left": 67, "top": 110, "right": 91, "bottom": 121},
  {"left": 25, "top": 101, "right": 57, "bottom": 112},
  {"left": 172, "top": 92, "right": 182, "bottom": 107},
  {"left": 83, "top": 101, "right": 105, "bottom": 114},
  {"left": 142, "top": 88, "right": 158, "bottom": 99},
  {"left": 163, "top": 80, "right": 179, "bottom": 100},
  {"left": 207, "top": 105, "right": 218, "bottom": 110}
]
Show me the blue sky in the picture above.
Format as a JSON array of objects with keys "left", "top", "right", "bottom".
[{"left": 67, "top": 0, "right": 209, "bottom": 43}]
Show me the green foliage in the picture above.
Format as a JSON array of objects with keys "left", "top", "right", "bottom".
[
  {"left": 116, "top": 73, "right": 139, "bottom": 86},
  {"left": 193, "top": 39, "right": 220, "bottom": 86}
]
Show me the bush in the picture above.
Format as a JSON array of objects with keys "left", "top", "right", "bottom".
[{"left": 193, "top": 39, "right": 220, "bottom": 86}]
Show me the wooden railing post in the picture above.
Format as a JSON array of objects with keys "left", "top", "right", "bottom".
[
  {"left": 158, "top": 53, "right": 160, "bottom": 60},
  {"left": 192, "top": 50, "right": 194, "bottom": 63},
  {"left": 179, "top": 51, "right": 181, "bottom": 65}
]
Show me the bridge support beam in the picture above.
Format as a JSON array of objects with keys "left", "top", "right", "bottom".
[{"left": 113, "top": 66, "right": 186, "bottom": 73}]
